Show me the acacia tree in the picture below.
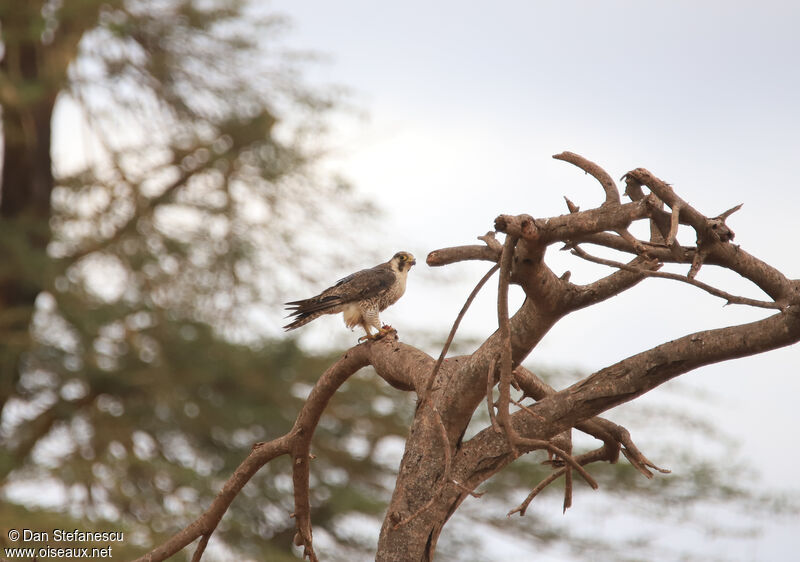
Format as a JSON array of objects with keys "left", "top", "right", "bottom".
[{"left": 136, "top": 153, "right": 800, "bottom": 561}]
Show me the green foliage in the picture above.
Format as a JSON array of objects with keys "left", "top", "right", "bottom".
[
  {"left": 0, "top": 0, "right": 378, "bottom": 559},
  {"left": 5, "top": 310, "right": 413, "bottom": 558}
]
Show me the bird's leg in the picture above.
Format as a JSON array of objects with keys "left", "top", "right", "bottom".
[
  {"left": 359, "top": 329, "right": 395, "bottom": 342},
  {"left": 358, "top": 323, "right": 375, "bottom": 343},
  {"left": 358, "top": 320, "right": 395, "bottom": 342}
]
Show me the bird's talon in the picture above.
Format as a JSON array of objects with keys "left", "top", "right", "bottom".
[{"left": 358, "top": 326, "right": 396, "bottom": 343}]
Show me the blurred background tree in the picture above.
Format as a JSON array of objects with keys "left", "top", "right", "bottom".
[
  {"left": 0, "top": 1, "right": 794, "bottom": 561},
  {"left": 0, "top": 0, "right": 385, "bottom": 559}
]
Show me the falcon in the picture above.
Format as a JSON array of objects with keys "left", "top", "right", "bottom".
[{"left": 284, "top": 251, "right": 416, "bottom": 340}]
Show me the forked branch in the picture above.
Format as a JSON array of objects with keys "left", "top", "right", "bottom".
[
  {"left": 139, "top": 152, "right": 800, "bottom": 562},
  {"left": 134, "top": 342, "right": 382, "bottom": 562}
]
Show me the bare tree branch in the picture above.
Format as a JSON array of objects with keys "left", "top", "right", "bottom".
[
  {"left": 570, "top": 245, "right": 783, "bottom": 310},
  {"left": 133, "top": 343, "right": 376, "bottom": 562},
  {"left": 425, "top": 263, "right": 500, "bottom": 397},
  {"left": 553, "top": 151, "right": 621, "bottom": 205},
  {"left": 133, "top": 434, "right": 293, "bottom": 562},
  {"left": 427, "top": 244, "right": 500, "bottom": 266},
  {"left": 138, "top": 153, "right": 800, "bottom": 562}
]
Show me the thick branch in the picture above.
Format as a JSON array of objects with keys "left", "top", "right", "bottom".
[
  {"left": 427, "top": 244, "right": 501, "bottom": 266},
  {"left": 457, "top": 306, "right": 800, "bottom": 489},
  {"left": 623, "top": 168, "right": 708, "bottom": 233},
  {"left": 377, "top": 154, "right": 800, "bottom": 562},
  {"left": 494, "top": 200, "right": 650, "bottom": 246},
  {"left": 369, "top": 338, "right": 431, "bottom": 392},
  {"left": 560, "top": 253, "right": 661, "bottom": 311},
  {"left": 378, "top": 305, "right": 800, "bottom": 561}
]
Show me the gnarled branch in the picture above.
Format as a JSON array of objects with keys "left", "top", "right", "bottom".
[{"left": 139, "top": 152, "right": 800, "bottom": 562}]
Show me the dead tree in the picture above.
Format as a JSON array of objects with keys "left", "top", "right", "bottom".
[{"left": 134, "top": 153, "right": 800, "bottom": 562}]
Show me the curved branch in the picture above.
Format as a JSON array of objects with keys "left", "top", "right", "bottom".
[
  {"left": 425, "top": 263, "right": 500, "bottom": 397},
  {"left": 132, "top": 435, "right": 293, "bottom": 562},
  {"left": 290, "top": 345, "right": 373, "bottom": 560},
  {"left": 621, "top": 168, "right": 794, "bottom": 300},
  {"left": 135, "top": 344, "right": 377, "bottom": 562},
  {"left": 574, "top": 231, "right": 797, "bottom": 304},
  {"left": 512, "top": 366, "right": 668, "bottom": 477},
  {"left": 368, "top": 337, "right": 430, "bottom": 392},
  {"left": 553, "top": 151, "right": 620, "bottom": 205},
  {"left": 541, "top": 307, "right": 800, "bottom": 433}
]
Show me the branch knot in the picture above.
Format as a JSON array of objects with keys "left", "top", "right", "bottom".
[{"left": 494, "top": 214, "right": 538, "bottom": 239}]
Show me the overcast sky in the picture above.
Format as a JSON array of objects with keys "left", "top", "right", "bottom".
[{"left": 266, "top": 2, "right": 800, "bottom": 559}]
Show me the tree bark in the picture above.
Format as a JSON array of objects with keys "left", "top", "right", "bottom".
[
  {"left": 0, "top": 7, "right": 55, "bottom": 414},
  {"left": 0, "top": 0, "right": 92, "bottom": 429}
]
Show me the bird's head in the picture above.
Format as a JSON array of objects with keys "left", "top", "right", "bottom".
[{"left": 390, "top": 251, "right": 417, "bottom": 273}]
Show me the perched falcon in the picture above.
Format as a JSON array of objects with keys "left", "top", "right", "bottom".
[{"left": 284, "top": 251, "right": 416, "bottom": 340}]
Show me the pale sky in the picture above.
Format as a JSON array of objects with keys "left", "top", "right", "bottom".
[{"left": 268, "top": 1, "right": 800, "bottom": 559}]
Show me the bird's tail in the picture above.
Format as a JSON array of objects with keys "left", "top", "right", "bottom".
[{"left": 283, "top": 295, "right": 341, "bottom": 331}]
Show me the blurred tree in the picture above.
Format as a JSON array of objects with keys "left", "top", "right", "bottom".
[
  {"left": 0, "top": 2, "right": 794, "bottom": 562},
  {"left": 0, "top": 0, "right": 385, "bottom": 559}
]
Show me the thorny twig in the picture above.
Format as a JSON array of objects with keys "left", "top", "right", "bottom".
[
  {"left": 424, "top": 263, "right": 500, "bottom": 397},
  {"left": 570, "top": 245, "right": 782, "bottom": 309},
  {"left": 487, "top": 358, "right": 501, "bottom": 432},
  {"left": 496, "top": 235, "right": 519, "bottom": 456}
]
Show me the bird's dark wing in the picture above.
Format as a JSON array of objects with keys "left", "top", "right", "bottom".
[
  {"left": 332, "top": 265, "right": 396, "bottom": 303},
  {"left": 283, "top": 265, "right": 395, "bottom": 324},
  {"left": 284, "top": 294, "right": 341, "bottom": 315}
]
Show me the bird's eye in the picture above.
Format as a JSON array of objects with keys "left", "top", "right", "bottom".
[{"left": 399, "top": 255, "right": 406, "bottom": 261}]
